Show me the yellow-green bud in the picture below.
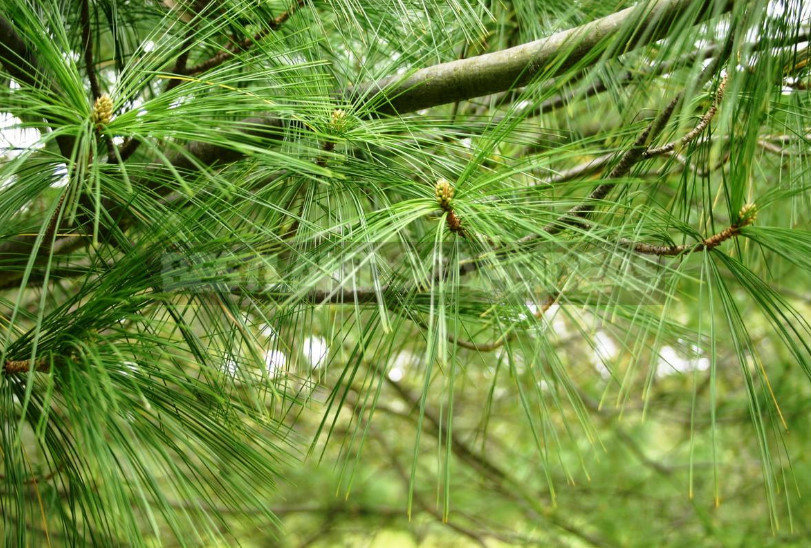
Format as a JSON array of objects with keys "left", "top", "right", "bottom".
[
  {"left": 738, "top": 203, "right": 757, "bottom": 226},
  {"left": 92, "top": 94, "right": 113, "bottom": 129},
  {"left": 330, "top": 109, "right": 348, "bottom": 133},
  {"left": 435, "top": 178, "right": 454, "bottom": 210}
]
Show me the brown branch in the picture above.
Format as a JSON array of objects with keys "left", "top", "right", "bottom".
[
  {"left": 42, "top": 190, "right": 68, "bottom": 250},
  {"left": 80, "top": 0, "right": 101, "bottom": 100},
  {"left": 244, "top": 286, "right": 390, "bottom": 305},
  {"left": 315, "top": 141, "right": 335, "bottom": 169},
  {"left": 624, "top": 203, "right": 757, "bottom": 256},
  {"left": 186, "top": 0, "right": 308, "bottom": 75},
  {"left": 0, "top": 466, "right": 61, "bottom": 486},
  {"left": 757, "top": 138, "right": 811, "bottom": 156},
  {"left": 3, "top": 357, "right": 50, "bottom": 375},
  {"left": 643, "top": 74, "right": 728, "bottom": 158},
  {"left": 526, "top": 93, "right": 681, "bottom": 241},
  {"left": 165, "top": 30, "right": 195, "bottom": 91}
]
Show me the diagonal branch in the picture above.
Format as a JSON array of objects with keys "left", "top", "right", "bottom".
[
  {"left": 350, "top": 0, "right": 733, "bottom": 114},
  {"left": 3, "top": 356, "right": 51, "bottom": 375},
  {"left": 186, "top": 0, "right": 309, "bottom": 75}
]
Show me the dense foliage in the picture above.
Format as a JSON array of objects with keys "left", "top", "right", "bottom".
[{"left": 1, "top": 0, "right": 810, "bottom": 545}]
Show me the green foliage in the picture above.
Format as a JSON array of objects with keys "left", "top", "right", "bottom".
[{"left": 1, "top": 0, "right": 810, "bottom": 545}]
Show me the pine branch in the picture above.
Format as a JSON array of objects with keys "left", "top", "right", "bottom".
[
  {"left": 403, "top": 293, "right": 558, "bottom": 352},
  {"left": 454, "top": 59, "right": 729, "bottom": 280},
  {"left": 186, "top": 0, "right": 309, "bottom": 75},
  {"left": 643, "top": 74, "right": 728, "bottom": 158},
  {"left": 543, "top": 70, "right": 727, "bottom": 234},
  {"left": 0, "top": 0, "right": 735, "bottom": 290},
  {"left": 3, "top": 357, "right": 51, "bottom": 375},
  {"left": 623, "top": 203, "right": 758, "bottom": 256},
  {"left": 121, "top": 0, "right": 737, "bottom": 176},
  {"left": 80, "top": 0, "right": 101, "bottom": 100},
  {"left": 350, "top": 0, "right": 733, "bottom": 114}
]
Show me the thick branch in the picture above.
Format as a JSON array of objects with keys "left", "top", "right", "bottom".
[
  {"left": 119, "top": 0, "right": 734, "bottom": 188},
  {"left": 350, "top": 0, "right": 732, "bottom": 114}
]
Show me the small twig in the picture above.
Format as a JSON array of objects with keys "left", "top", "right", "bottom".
[
  {"left": 165, "top": 30, "right": 195, "bottom": 89},
  {"left": 246, "top": 286, "right": 390, "bottom": 305},
  {"left": 384, "top": 377, "right": 511, "bottom": 483},
  {"left": 622, "top": 203, "right": 757, "bottom": 256},
  {"left": 756, "top": 139, "right": 810, "bottom": 156},
  {"left": 42, "top": 190, "right": 68, "bottom": 250},
  {"left": 116, "top": 136, "right": 139, "bottom": 162},
  {"left": 314, "top": 140, "right": 335, "bottom": 169},
  {"left": 3, "top": 357, "right": 50, "bottom": 375},
  {"left": 614, "top": 429, "right": 673, "bottom": 475},
  {"left": 643, "top": 74, "right": 727, "bottom": 158},
  {"left": 537, "top": 94, "right": 682, "bottom": 238},
  {"left": 186, "top": 0, "right": 308, "bottom": 75}
]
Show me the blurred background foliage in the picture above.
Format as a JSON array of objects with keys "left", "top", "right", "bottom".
[{"left": 1, "top": 0, "right": 810, "bottom": 546}]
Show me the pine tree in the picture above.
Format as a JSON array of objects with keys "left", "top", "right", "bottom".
[{"left": 2, "top": 0, "right": 810, "bottom": 545}]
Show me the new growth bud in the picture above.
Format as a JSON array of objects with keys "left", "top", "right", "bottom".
[
  {"left": 435, "top": 178, "right": 454, "bottom": 211},
  {"left": 92, "top": 94, "right": 113, "bottom": 130},
  {"left": 738, "top": 203, "right": 757, "bottom": 226},
  {"left": 329, "top": 109, "right": 349, "bottom": 133}
]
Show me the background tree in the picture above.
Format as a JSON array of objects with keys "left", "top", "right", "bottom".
[{"left": 1, "top": 0, "right": 810, "bottom": 545}]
